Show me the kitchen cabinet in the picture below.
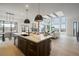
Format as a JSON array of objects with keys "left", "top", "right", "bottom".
[{"left": 18, "top": 34, "right": 52, "bottom": 56}]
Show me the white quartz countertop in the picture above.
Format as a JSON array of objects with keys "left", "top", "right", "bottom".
[{"left": 14, "top": 33, "right": 52, "bottom": 43}]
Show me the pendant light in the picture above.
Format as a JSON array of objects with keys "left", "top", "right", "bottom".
[
  {"left": 24, "top": 19, "right": 30, "bottom": 23},
  {"left": 24, "top": 4, "right": 30, "bottom": 35},
  {"left": 24, "top": 4, "right": 30, "bottom": 24},
  {"left": 34, "top": 3, "right": 43, "bottom": 34}
]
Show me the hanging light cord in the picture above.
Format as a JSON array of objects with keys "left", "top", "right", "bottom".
[
  {"left": 26, "top": 8, "right": 28, "bottom": 19},
  {"left": 38, "top": 3, "right": 40, "bottom": 14}
]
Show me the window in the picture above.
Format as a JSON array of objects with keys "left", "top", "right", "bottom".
[
  {"left": 52, "top": 17, "right": 60, "bottom": 32},
  {"left": 40, "top": 16, "right": 66, "bottom": 33},
  {"left": 40, "top": 19, "right": 50, "bottom": 32},
  {"left": 51, "top": 16, "right": 66, "bottom": 32},
  {"left": 60, "top": 16, "right": 66, "bottom": 32},
  {"left": 0, "top": 20, "right": 3, "bottom": 33}
]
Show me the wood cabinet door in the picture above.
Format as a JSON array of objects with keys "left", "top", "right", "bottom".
[{"left": 18, "top": 37, "right": 27, "bottom": 55}]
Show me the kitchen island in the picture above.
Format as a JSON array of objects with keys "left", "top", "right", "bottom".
[{"left": 15, "top": 33, "right": 52, "bottom": 56}]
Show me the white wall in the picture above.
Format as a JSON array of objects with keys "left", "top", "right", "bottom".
[{"left": 66, "top": 17, "right": 73, "bottom": 36}]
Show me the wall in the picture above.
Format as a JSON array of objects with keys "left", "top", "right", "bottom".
[{"left": 66, "top": 17, "right": 73, "bottom": 36}]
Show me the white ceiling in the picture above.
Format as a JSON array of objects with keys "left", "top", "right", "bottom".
[{"left": 0, "top": 3, "right": 79, "bottom": 20}]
